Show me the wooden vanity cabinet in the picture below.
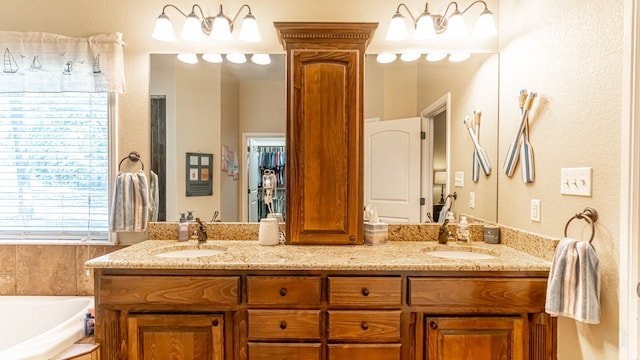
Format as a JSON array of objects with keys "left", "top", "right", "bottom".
[
  {"left": 274, "top": 22, "right": 377, "bottom": 245},
  {"left": 94, "top": 270, "right": 555, "bottom": 360}
]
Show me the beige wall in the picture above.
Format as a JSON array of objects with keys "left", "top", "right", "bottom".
[{"left": 0, "top": 0, "right": 624, "bottom": 358}]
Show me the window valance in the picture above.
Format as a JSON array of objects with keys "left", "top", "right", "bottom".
[{"left": 0, "top": 32, "right": 125, "bottom": 93}]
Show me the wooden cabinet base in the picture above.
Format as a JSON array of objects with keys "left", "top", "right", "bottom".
[
  {"left": 328, "top": 343, "right": 401, "bottom": 360},
  {"left": 247, "top": 343, "right": 321, "bottom": 360}
]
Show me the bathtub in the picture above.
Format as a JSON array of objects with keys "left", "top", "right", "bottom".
[{"left": 0, "top": 296, "right": 94, "bottom": 360}]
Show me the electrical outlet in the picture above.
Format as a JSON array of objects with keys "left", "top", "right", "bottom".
[
  {"left": 454, "top": 171, "right": 464, "bottom": 187},
  {"left": 469, "top": 192, "right": 475, "bottom": 208},
  {"left": 560, "top": 167, "right": 592, "bottom": 196},
  {"left": 530, "top": 199, "right": 541, "bottom": 222}
]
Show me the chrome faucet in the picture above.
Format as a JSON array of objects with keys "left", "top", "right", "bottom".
[
  {"left": 195, "top": 218, "right": 207, "bottom": 245},
  {"left": 437, "top": 219, "right": 450, "bottom": 245}
]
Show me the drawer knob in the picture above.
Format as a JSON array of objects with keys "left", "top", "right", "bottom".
[
  {"left": 279, "top": 321, "right": 287, "bottom": 330},
  {"left": 361, "top": 322, "right": 369, "bottom": 331},
  {"left": 212, "top": 320, "right": 219, "bottom": 327},
  {"left": 361, "top": 288, "right": 370, "bottom": 296},
  {"left": 430, "top": 321, "right": 438, "bottom": 330},
  {"left": 279, "top": 288, "right": 287, "bottom": 296}
]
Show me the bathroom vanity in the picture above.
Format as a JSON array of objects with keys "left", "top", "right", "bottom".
[{"left": 87, "top": 240, "right": 556, "bottom": 360}]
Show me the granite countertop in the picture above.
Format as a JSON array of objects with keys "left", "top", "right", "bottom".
[{"left": 85, "top": 240, "right": 551, "bottom": 272}]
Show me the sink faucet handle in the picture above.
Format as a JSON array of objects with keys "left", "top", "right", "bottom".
[{"left": 195, "top": 218, "right": 208, "bottom": 244}]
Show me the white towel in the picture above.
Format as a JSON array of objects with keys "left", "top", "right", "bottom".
[
  {"left": 110, "top": 170, "right": 150, "bottom": 232},
  {"left": 149, "top": 170, "right": 159, "bottom": 222},
  {"left": 545, "top": 238, "right": 601, "bottom": 324}
]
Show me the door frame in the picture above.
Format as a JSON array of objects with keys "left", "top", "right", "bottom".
[
  {"left": 420, "top": 93, "right": 451, "bottom": 222},
  {"left": 240, "top": 132, "right": 285, "bottom": 222},
  {"left": 621, "top": 0, "right": 640, "bottom": 358}
]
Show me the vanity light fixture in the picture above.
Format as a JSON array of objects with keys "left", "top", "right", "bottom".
[
  {"left": 225, "top": 53, "right": 247, "bottom": 64},
  {"left": 426, "top": 52, "right": 447, "bottom": 61},
  {"left": 202, "top": 53, "right": 223, "bottom": 63},
  {"left": 400, "top": 52, "right": 422, "bottom": 62},
  {"left": 177, "top": 53, "right": 199, "bottom": 64},
  {"left": 152, "top": 3, "right": 262, "bottom": 43},
  {"left": 385, "top": 1, "right": 497, "bottom": 41},
  {"left": 376, "top": 53, "right": 398, "bottom": 63},
  {"left": 448, "top": 52, "right": 471, "bottom": 62},
  {"left": 251, "top": 53, "right": 271, "bottom": 65}
]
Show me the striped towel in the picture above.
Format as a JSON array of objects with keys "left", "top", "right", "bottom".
[
  {"left": 149, "top": 170, "right": 159, "bottom": 222},
  {"left": 545, "top": 238, "right": 601, "bottom": 324},
  {"left": 110, "top": 171, "right": 150, "bottom": 232}
]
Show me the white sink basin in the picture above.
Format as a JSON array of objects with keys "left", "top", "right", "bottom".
[
  {"left": 425, "top": 250, "right": 495, "bottom": 260},
  {"left": 156, "top": 248, "right": 225, "bottom": 258}
]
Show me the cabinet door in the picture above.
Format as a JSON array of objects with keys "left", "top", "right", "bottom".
[
  {"left": 426, "top": 316, "right": 523, "bottom": 360},
  {"left": 128, "top": 314, "right": 224, "bottom": 360}
]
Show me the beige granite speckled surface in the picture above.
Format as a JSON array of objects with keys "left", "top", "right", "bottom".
[{"left": 85, "top": 239, "right": 551, "bottom": 272}]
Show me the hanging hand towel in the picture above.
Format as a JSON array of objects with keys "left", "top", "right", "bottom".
[
  {"left": 545, "top": 238, "right": 601, "bottom": 324},
  {"left": 149, "top": 170, "right": 159, "bottom": 222},
  {"left": 110, "top": 170, "right": 150, "bottom": 232}
]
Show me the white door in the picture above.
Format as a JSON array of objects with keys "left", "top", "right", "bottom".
[{"left": 364, "top": 117, "right": 421, "bottom": 223}]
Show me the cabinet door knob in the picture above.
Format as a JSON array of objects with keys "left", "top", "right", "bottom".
[
  {"left": 429, "top": 321, "right": 438, "bottom": 330},
  {"left": 279, "top": 288, "right": 287, "bottom": 296},
  {"left": 361, "top": 322, "right": 369, "bottom": 330},
  {"left": 349, "top": 236, "right": 356, "bottom": 242},
  {"left": 279, "top": 321, "right": 287, "bottom": 330},
  {"left": 212, "top": 320, "right": 219, "bottom": 327},
  {"left": 361, "top": 288, "right": 369, "bottom": 296}
]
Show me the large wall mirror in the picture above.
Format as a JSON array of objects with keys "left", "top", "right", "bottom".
[{"left": 149, "top": 52, "right": 498, "bottom": 223}]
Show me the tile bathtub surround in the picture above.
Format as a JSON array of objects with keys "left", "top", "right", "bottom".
[{"left": 0, "top": 244, "right": 125, "bottom": 296}]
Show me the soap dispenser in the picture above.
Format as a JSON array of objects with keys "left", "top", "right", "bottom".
[
  {"left": 457, "top": 216, "right": 470, "bottom": 243},
  {"left": 178, "top": 213, "right": 189, "bottom": 242}
]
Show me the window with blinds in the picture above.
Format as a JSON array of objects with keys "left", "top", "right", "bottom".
[{"left": 0, "top": 92, "right": 111, "bottom": 242}]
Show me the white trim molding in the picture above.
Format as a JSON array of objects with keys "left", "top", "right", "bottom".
[{"left": 620, "top": 0, "right": 640, "bottom": 358}]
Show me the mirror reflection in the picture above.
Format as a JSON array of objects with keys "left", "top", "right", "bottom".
[{"left": 149, "top": 52, "right": 498, "bottom": 223}]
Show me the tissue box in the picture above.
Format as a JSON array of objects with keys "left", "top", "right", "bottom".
[{"left": 364, "top": 222, "right": 388, "bottom": 245}]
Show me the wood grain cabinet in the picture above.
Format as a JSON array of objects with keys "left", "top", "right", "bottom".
[
  {"left": 94, "top": 270, "right": 555, "bottom": 360},
  {"left": 274, "top": 22, "right": 377, "bottom": 245}
]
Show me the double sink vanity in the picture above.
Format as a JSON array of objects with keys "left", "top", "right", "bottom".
[{"left": 86, "top": 235, "right": 555, "bottom": 360}]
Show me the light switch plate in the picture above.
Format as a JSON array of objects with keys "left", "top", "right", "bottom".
[
  {"left": 454, "top": 171, "right": 464, "bottom": 187},
  {"left": 531, "top": 199, "right": 541, "bottom": 222},
  {"left": 560, "top": 167, "right": 592, "bottom": 196},
  {"left": 469, "top": 192, "right": 475, "bottom": 208}
]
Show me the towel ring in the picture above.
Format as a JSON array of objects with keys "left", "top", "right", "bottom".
[
  {"left": 118, "top": 151, "right": 144, "bottom": 171},
  {"left": 563, "top": 207, "right": 598, "bottom": 244}
]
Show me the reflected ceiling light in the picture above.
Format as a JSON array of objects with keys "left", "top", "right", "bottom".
[
  {"left": 426, "top": 53, "right": 447, "bottom": 62},
  {"left": 251, "top": 53, "right": 271, "bottom": 65},
  {"left": 151, "top": 3, "right": 262, "bottom": 43},
  {"left": 448, "top": 52, "right": 471, "bottom": 62},
  {"left": 400, "top": 52, "right": 421, "bottom": 62},
  {"left": 202, "top": 53, "right": 223, "bottom": 63},
  {"left": 226, "top": 53, "right": 247, "bottom": 64},
  {"left": 385, "top": 1, "right": 497, "bottom": 41},
  {"left": 177, "top": 53, "right": 199, "bottom": 64},
  {"left": 376, "top": 53, "right": 398, "bottom": 64}
]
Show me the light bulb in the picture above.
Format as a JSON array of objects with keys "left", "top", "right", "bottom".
[
  {"left": 472, "top": 10, "right": 497, "bottom": 39},
  {"left": 211, "top": 15, "right": 232, "bottom": 41},
  {"left": 202, "top": 53, "right": 223, "bottom": 63},
  {"left": 177, "top": 53, "right": 198, "bottom": 64},
  {"left": 239, "top": 14, "right": 261, "bottom": 43},
  {"left": 444, "top": 10, "right": 468, "bottom": 39},
  {"left": 415, "top": 14, "right": 436, "bottom": 39},
  {"left": 426, "top": 53, "right": 447, "bottom": 62},
  {"left": 181, "top": 12, "right": 205, "bottom": 41},
  {"left": 152, "top": 13, "right": 176, "bottom": 42},
  {"left": 386, "top": 13, "right": 409, "bottom": 41},
  {"left": 376, "top": 53, "right": 397, "bottom": 64},
  {"left": 251, "top": 54, "right": 271, "bottom": 65},
  {"left": 400, "top": 52, "right": 421, "bottom": 62},
  {"left": 226, "top": 53, "right": 247, "bottom": 64}
]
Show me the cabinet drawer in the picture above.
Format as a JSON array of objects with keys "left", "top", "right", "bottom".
[
  {"left": 248, "top": 310, "right": 321, "bottom": 340},
  {"left": 248, "top": 343, "right": 321, "bottom": 360},
  {"left": 247, "top": 276, "right": 321, "bottom": 305},
  {"left": 408, "top": 277, "right": 548, "bottom": 312},
  {"left": 328, "top": 343, "right": 401, "bottom": 360},
  {"left": 98, "top": 275, "right": 239, "bottom": 305},
  {"left": 328, "top": 310, "right": 401, "bottom": 341},
  {"left": 328, "top": 276, "right": 402, "bottom": 306}
]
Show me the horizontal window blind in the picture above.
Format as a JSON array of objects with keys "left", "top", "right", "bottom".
[{"left": 0, "top": 92, "right": 110, "bottom": 241}]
